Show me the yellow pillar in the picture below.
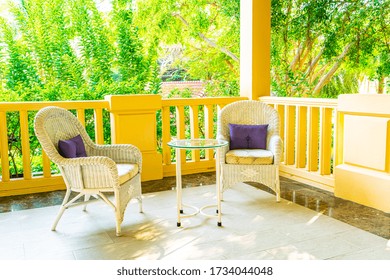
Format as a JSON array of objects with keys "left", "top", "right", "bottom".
[
  {"left": 105, "top": 95, "right": 163, "bottom": 181},
  {"left": 240, "top": 0, "right": 271, "bottom": 99},
  {"left": 335, "top": 94, "right": 390, "bottom": 213}
]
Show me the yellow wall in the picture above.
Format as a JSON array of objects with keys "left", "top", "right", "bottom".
[{"left": 335, "top": 94, "right": 390, "bottom": 213}]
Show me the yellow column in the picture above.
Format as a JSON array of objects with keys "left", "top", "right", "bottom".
[
  {"left": 240, "top": 0, "right": 271, "bottom": 99},
  {"left": 105, "top": 95, "right": 163, "bottom": 181},
  {"left": 335, "top": 94, "right": 390, "bottom": 213}
]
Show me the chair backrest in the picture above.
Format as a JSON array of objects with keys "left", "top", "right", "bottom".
[
  {"left": 34, "top": 106, "right": 95, "bottom": 164},
  {"left": 217, "top": 100, "right": 280, "bottom": 148}
]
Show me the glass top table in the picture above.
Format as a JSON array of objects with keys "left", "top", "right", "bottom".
[
  {"left": 167, "top": 138, "right": 228, "bottom": 149},
  {"left": 167, "top": 138, "right": 228, "bottom": 227}
]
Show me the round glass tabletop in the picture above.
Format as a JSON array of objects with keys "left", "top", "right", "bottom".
[{"left": 167, "top": 138, "right": 228, "bottom": 149}]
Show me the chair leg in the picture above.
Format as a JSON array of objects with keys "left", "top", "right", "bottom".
[
  {"left": 137, "top": 197, "right": 143, "bottom": 213},
  {"left": 115, "top": 224, "right": 122, "bottom": 237},
  {"left": 83, "top": 194, "right": 91, "bottom": 211},
  {"left": 115, "top": 210, "right": 123, "bottom": 237},
  {"left": 51, "top": 189, "right": 71, "bottom": 231},
  {"left": 51, "top": 206, "right": 66, "bottom": 231}
]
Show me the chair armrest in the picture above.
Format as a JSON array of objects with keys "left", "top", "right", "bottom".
[
  {"left": 57, "top": 156, "right": 123, "bottom": 189},
  {"left": 216, "top": 135, "right": 230, "bottom": 164},
  {"left": 268, "top": 135, "right": 283, "bottom": 165},
  {"left": 89, "top": 144, "right": 142, "bottom": 172}
]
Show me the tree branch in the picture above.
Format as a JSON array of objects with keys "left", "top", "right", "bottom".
[
  {"left": 289, "top": 42, "right": 305, "bottom": 71},
  {"left": 312, "top": 42, "right": 353, "bottom": 95},
  {"left": 172, "top": 12, "right": 239, "bottom": 62},
  {"left": 310, "top": 62, "right": 330, "bottom": 83},
  {"left": 304, "top": 47, "right": 324, "bottom": 78}
]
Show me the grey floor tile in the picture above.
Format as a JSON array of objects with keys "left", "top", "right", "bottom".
[{"left": 0, "top": 184, "right": 388, "bottom": 260}]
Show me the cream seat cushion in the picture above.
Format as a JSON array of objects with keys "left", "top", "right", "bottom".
[
  {"left": 225, "top": 149, "right": 274, "bottom": 165},
  {"left": 117, "top": 164, "right": 139, "bottom": 185}
]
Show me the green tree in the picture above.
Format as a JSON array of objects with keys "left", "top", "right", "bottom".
[
  {"left": 110, "top": 0, "right": 153, "bottom": 94},
  {"left": 0, "top": 18, "right": 42, "bottom": 95},
  {"left": 134, "top": 0, "right": 240, "bottom": 96},
  {"left": 1, "top": 0, "right": 158, "bottom": 101},
  {"left": 0, "top": 0, "right": 159, "bottom": 177},
  {"left": 271, "top": 0, "right": 390, "bottom": 97}
]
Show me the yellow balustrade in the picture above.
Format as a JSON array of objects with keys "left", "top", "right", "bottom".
[
  {"left": 161, "top": 97, "right": 246, "bottom": 177},
  {"left": 0, "top": 96, "right": 246, "bottom": 197},
  {"left": 0, "top": 101, "right": 109, "bottom": 197},
  {"left": 260, "top": 96, "right": 338, "bottom": 192},
  {"left": 1, "top": 95, "right": 389, "bottom": 214}
]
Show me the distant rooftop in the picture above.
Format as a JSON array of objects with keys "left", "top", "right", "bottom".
[{"left": 161, "top": 81, "right": 205, "bottom": 98}]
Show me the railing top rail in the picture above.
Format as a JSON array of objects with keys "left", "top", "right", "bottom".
[
  {"left": 0, "top": 100, "right": 109, "bottom": 112},
  {"left": 260, "top": 96, "right": 338, "bottom": 108},
  {"left": 162, "top": 96, "right": 247, "bottom": 106}
]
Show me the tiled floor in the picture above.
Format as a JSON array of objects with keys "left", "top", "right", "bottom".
[{"left": 0, "top": 176, "right": 389, "bottom": 260}]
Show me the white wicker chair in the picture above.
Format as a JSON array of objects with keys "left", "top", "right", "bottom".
[
  {"left": 217, "top": 100, "right": 282, "bottom": 201},
  {"left": 34, "top": 106, "right": 142, "bottom": 236}
]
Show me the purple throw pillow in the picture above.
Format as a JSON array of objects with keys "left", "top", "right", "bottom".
[
  {"left": 229, "top": 123, "right": 268, "bottom": 150},
  {"left": 58, "top": 134, "right": 87, "bottom": 158}
]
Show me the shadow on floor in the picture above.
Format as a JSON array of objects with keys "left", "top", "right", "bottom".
[{"left": 0, "top": 172, "right": 389, "bottom": 239}]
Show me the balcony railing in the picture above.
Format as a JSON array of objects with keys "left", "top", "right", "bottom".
[
  {"left": 0, "top": 97, "right": 246, "bottom": 197},
  {"left": 3, "top": 94, "right": 389, "bottom": 213},
  {"left": 161, "top": 97, "right": 246, "bottom": 177},
  {"left": 0, "top": 95, "right": 337, "bottom": 197},
  {"left": 260, "top": 96, "right": 338, "bottom": 191},
  {"left": 0, "top": 101, "right": 109, "bottom": 196}
]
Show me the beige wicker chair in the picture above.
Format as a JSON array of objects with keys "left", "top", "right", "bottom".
[
  {"left": 217, "top": 100, "right": 282, "bottom": 201},
  {"left": 34, "top": 106, "right": 142, "bottom": 236}
]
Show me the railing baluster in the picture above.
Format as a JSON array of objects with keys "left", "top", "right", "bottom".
[
  {"left": 176, "top": 106, "right": 186, "bottom": 139},
  {"left": 334, "top": 111, "right": 344, "bottom": 167},
  {"left": 20, "top": 110, "right": 32, "bottom": 180},
  {"left": 94, "top": 108, "right": 104, "bottom": 144},
  {"left": 42, "top": 150, "right": 52, "bottom": 178},
  {"left": 190, "top": 105, "right": 200, "bottom": 162},
  {"left": 307, "top": 107, "right": 319, "bottom": 172},
  {"left": 77, "top": 109, "right": 85, "bottom": 127},
  {"left": 162, "top": 105, "right": 171, "bottom": 165},
  {"left": 296, "top": 106, "right": 307, "bottom": 168},
  {"left": 319, "top": 107, "right": 333, "bottom": 175},
  {"left": 0, "top": 111, "right": 10, "bottom": 182},
  {"left": 176, "top": 105, "right": 186, "bottom": 162},
  {"left": 276, "top": 104, "right": 285, "bottom": 145},
  {"left": 204, "top": 104, "right": 214, "bottom": 160},
  {"left": 285, "top": 105, "right": 296, "bottom": 165}
]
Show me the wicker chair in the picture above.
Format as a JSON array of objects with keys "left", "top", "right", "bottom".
[
  {"left": 217, "top": 100, "right": 282, "bottom": 201},
  {"left": 34, "top": 106, "right": 142, "bottom": 236}
]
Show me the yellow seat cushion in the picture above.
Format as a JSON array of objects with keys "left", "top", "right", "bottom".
[
  {"left": 117, "top": 164, "right": 139, "bottom": 185},
  {"left": 225, "top": 149, "right": 274, "bottom": 165}
]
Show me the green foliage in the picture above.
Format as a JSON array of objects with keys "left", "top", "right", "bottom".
[
  {"left": 134, "top": 0, "right": 240, "bottom": 96},
  {"left": 271, "top": 0, "right": 390, "bottom": 97},
  {"left": 2, "top": 0, "right": 389, "bottom": 176},
  {"left": 1, "top": 0, "right": 159, "bottom": 101},
  {"left": 0, "top": 0, "right": 160, "bottom": 176}
]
